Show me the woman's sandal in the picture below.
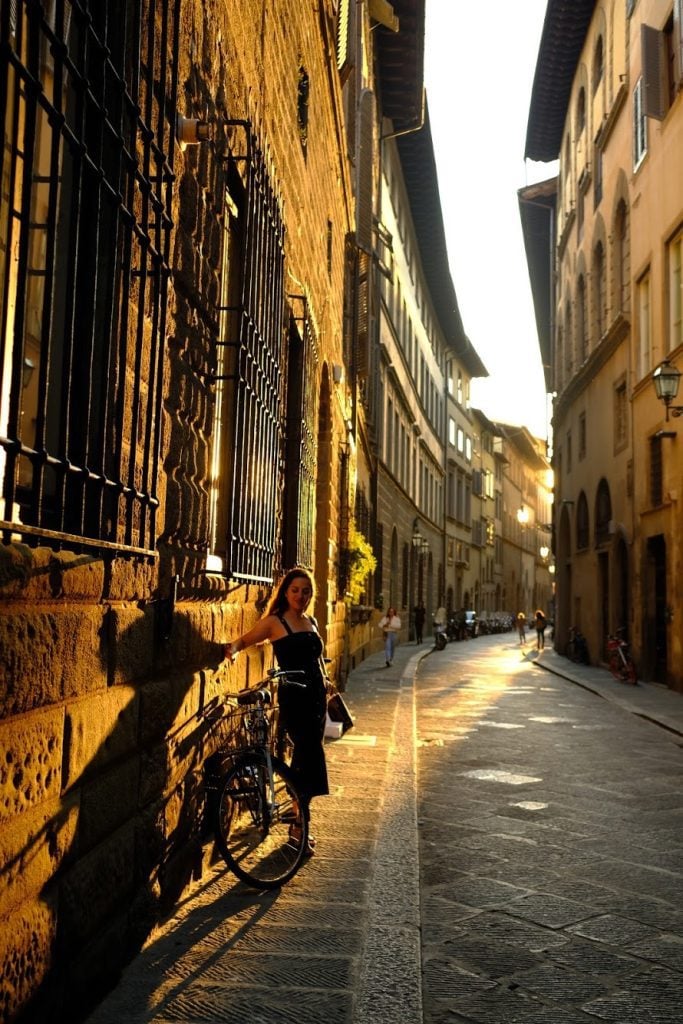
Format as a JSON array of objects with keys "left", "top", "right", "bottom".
[{"left": 288, "top": 824, "right": 316, "bottom": 857}]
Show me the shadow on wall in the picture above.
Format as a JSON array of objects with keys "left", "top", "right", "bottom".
[{"left": 0, "top": 563, "right": 234, "bottom": 1024}]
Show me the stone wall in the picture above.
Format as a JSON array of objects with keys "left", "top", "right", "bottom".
[{"left": 0, "top": 2, "right": 355, "bottom": 1020}]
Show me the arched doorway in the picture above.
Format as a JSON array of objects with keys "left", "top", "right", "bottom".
[
  {"left": 644, "top": 534, "right": 668, "bottom": 684},
  {"left": 557, "top": 503, "right": 572, "bottom": 651}
]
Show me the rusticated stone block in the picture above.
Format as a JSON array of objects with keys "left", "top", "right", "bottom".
[
  {"left": 105, "top": 557, "right": 156, "bottom": 602},
  {"left": 0, "top": 706, "right": 65, "bottom": 823},
  {"left": 48, "top": 551, "right": 106, "bottom": 601},
  {"left": 0, "top": 795, "right": 79, "bottom": 917},
  {"left": 62, "top": 687, "right": 139, "bottom": 791},
  {"left": 109, "top": 606, "right": 155, "bottom": 684},
  {"left": 138, "top": 671, "right": 202, "bottom": 746},
  {"left": 78, "top": 756, "right": 140, "bottom": 852},
  {"left": 59, "top": 821, "right": 136, "bottom": 947},
  {"left": 0, "top": 892, "right": 57, "bottom": 1023},
  {"left": 0, "top": 608, "right": 107, "bottom": 717},
  {"left": 0, "top": 542, "right": 39, "bottom": 599}
]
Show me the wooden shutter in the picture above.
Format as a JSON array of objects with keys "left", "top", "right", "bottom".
[
  {"left": 356, "top": 88, "right": 375, "bottom": 254},
  {"left": 641, "top": 24, "right": 667, "bottom": 120},
  {"left": 674, "top": 0, "right": 683, "bottom": 86}
]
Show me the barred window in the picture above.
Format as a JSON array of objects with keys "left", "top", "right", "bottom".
[
  {"left": 208, "top": 138, "right": 286, "bottom": 582},
  {"left": 0, "top": 0, "right": 178, "bottom": 556},
  {"left": 282, "top": 303, "right": 318, "bottom": 570}
]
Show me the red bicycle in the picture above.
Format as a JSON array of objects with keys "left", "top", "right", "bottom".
[{"left": 606, "top": 629, "right": 637, "bottom": 684}]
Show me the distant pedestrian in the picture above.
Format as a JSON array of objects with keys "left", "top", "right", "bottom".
[
  {"left": 534, "top": 609, "right": 547, "bottom": 650},
  {"left": 413, "top": 604, "right": 426, "bottom": 645},
  {"left": 516, "top": 611, "right": 526, "bottom": 645},
  {"left": 378, "top": 607, "right": 401, "bottom": 666}
]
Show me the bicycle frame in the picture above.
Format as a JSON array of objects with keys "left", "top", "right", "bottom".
[{"left": 606, "top": 630, "right": 637, "bottom": 683}]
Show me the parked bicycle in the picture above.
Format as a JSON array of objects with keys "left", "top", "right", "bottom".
[
  {"left": 207, "top": 668, "right": 310, "bottom": 890},
  {"left": 566, "top": 625, "right": 589, "bottom": 664},
  {"left": 606, "top": 628, "right": 637, "bottom": 685}
]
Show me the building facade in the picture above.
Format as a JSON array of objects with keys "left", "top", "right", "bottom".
[
  {"left": 523, "top": 0, "right": 683, "bottom": 688},
  {"left": 369, "top": 109, "right": 487, "bottom": 647},
  {"left": 496, "top": 425, "right": 553, "bottom": 620},
  {"left": 0, "top": 1, "right": 426, "bottom": 1019}
]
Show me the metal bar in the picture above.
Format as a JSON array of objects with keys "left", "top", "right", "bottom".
[{"left": 0, "top": 519, "right": 157, "bottom": 558}]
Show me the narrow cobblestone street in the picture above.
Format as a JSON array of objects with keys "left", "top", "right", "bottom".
[
  {"left": 418, "top": 635, "right": 683, "bottom": 1023},
  {"left": 80, "top": 634, "right": 683, "bottom": 1024}
]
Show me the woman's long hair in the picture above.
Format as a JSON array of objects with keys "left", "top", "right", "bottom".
[{"left": 267, "top": 567, "right": 316, "bottom": 618}]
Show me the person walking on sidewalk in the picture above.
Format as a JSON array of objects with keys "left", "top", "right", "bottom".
[
  {"left": 224, "top": 567, "right": 328, "bottom": 857},
  {"left": 516, "top": 611, "right": 527, "bottom": 645},
  {"left": 379, "top": 606, "right": 401, "bottom": 666},
  {"left": 413, "top": 603, "right": 426, "bottom": 645},
  {"left": 534, "top": 609, "right": 547, "bottom": 650}
]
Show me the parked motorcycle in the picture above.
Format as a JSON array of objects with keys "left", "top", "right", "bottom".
[{"left": 433, "top": 616, "right": 448, "bottom": 650}]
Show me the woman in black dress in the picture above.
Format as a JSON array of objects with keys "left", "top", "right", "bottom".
[{"left": 224, "top": 567, "right": 328, "bottom": 856}]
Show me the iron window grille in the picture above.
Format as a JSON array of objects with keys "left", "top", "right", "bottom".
[
  {"left": 209, "top": 133, "right": 286, "bottom": 583},
  {"left": 282, "top": 298, "right": 318, "bottom": 571},
  {"left": 0, "top": 0, "right": 179, "bottom": 556}
]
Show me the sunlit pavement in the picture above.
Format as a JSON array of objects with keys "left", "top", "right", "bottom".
[
  {"left": 418, "top": 634, "right": 683, "bottom": 1024},
  {"left": 83, "top": 635, "right": 683, "bottom": 1024},
  {"left": 84, "top": 641, "right": 428, "bottom": 1024}
]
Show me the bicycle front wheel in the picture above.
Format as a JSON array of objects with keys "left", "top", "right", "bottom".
[
  {"left": 608, "top": 654, "right": 622, "bottom": 680},
  {"left": 215, "top": 754, "right": 308, "bottom": 890}
]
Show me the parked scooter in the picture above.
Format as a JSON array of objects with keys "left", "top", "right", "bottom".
[
  {"left": 433, "top": 608, "right": 448, "bottom": 650},
  {"left": 433, "top": 620, "right": 448, "bottom": 650}
]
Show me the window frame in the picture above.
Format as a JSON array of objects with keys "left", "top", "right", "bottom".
[{"left": 633, "top": 76, "right": 648, "bottom": 169}]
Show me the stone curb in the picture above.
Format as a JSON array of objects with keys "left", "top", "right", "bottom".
[
  {"left": 532, "top": 649, "right": 683, "bottom": 739},
  {"left": 352, "top": 648, "right": 431, "bottom": 1024}
]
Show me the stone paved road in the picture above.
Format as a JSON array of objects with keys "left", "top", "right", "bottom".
[{"left": 418, "top": 634, "right": 683, "bottom": 1024}]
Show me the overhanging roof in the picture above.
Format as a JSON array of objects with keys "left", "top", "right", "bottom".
[
  {"left": 525, "top": 0, "right": 596, "bottom": 162},
  {"left": 396, "top": 105, "right": 488, "bottom": 378},
  {"left": 518, "top": 178, "right": 557, "bottom": 393},
  {"left": 496, "top": 422, "right": 549, "bottom": 470},
  {"left": 375, "top": 0, "right": 426, "bottom": 130}
]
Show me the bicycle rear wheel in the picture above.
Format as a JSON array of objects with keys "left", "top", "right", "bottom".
[
  {"left": 623, "top": 655, "right": 638, "bottom": 684},
  {"left": 215, "top": 754, "right": 308, "bottom": 890}
]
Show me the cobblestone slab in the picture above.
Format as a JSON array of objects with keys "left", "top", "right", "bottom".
[
  {"left": 156, "top": 987, "right": 353, "bottom": 1024},
  {"left": 418, "top": 637, "right": 683, "bottom": 1024}
]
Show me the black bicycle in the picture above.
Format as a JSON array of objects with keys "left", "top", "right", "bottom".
[
  {"left": 211, "top": 668, "right": 310, "bottom": 890},
  {"left": 566, "top": 625, "right": 589, "bottom": 664}
]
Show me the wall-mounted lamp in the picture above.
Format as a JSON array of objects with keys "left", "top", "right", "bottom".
[
  {"left": 176, "top": 114, "right": 211, "bottom": 147},
  {"left": 540, "top": 545, "right": 550, "bottom": 560},
  {"left": 653, "top": 359, "right": 683, "bottom": 420},
  {"left": 412, "top": 518, "right": 422, "bottom": 549},
  {"left": 517, "top": 505, "right": 529, "bottom": 526}
]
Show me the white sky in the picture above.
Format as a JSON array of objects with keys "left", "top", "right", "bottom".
[{"left": 424, "top": 0, "right": 557, "bottom": 440}]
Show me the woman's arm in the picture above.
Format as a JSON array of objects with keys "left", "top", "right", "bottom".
[{"left": 224, "top": 615, "right": 277, "bottom": 661}]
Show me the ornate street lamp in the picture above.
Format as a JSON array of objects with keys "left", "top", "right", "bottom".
[{"left": 653, "top": 359, "right": 683, "bottom": 420}]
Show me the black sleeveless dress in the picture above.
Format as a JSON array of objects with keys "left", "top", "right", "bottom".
[{"left": 272, "top": 616, "right": 329, "bottom": 802}]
